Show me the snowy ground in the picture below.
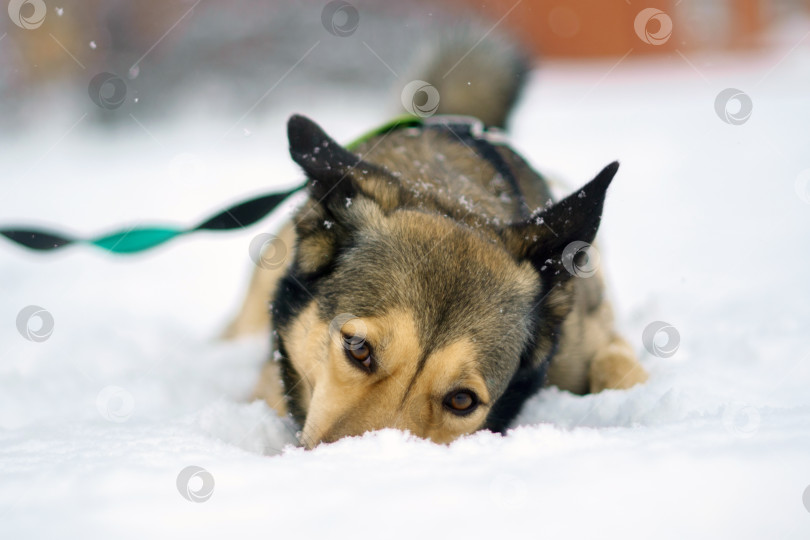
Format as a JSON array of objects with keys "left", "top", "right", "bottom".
[{"left": 2, "top": 28, "right": 810, "bottom": 540}]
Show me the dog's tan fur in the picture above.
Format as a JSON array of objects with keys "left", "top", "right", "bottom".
[
  {"left": 222, "top": 222, "right": 296, "bottom": 340},
  {"left": 270, "top": 302, "right": 492, "bottom": 447},
  {"left": 544, "top": 266, "right": 648, "bottom": 394}
]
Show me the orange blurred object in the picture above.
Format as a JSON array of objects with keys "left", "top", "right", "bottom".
[{"left": 450, "top": 0, "right": 775, "bottom": 58}]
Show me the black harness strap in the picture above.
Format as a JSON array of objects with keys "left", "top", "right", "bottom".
[{"left": 425, "top": 117, "right": 533, "bottom": 221}]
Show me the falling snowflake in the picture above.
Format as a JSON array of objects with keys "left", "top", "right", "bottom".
[
  {"left": 345, "top": 198, "right": 352, "bottom": 208},
  {"left": 324, "top": 220, "right": 334, "bottom": 230},
  {"left": 55, "top": 7, "right": 64, "bottom": 16},
  {"left": 89, "top": 41, "right": 97, "bottom": 50}
]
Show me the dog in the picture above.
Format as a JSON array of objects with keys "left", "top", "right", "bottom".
[{"left": 225, "top": 35, "right": 648, "bottom": 447}]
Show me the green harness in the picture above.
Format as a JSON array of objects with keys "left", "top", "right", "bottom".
[{"left": 0, "top": 115, "right": 423, "bottom": 255}]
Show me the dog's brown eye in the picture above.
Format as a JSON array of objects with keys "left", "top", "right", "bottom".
[
  {"left": 343, "top": 335, "right": 374, "bottom": 372},
  {"left": 444, "top": 390, "right": 478, "bottom": 415}
]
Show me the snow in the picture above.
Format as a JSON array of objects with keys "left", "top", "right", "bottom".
[{"left": 2, "top": 38, "right": 810, "bottom": 539}]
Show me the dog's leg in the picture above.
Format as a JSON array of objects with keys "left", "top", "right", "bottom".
[
  {"left": 547, "top": 267, "right": 650, "bottom": 395},
  {"left": 221, "top": 222, "right": 296, "bottom": 339},
  {"left": 589, "top": 335, "right": 648, "bottom": 393},
  {"left": 252, "top": 361, "right": 288, "bottom": 416}
]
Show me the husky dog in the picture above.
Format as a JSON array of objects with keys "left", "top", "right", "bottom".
[{"left": 226, "top": 36, "right": 648, "bottom": 447}]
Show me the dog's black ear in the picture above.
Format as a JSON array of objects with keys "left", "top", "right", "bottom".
[
  {"left": 288, "top": 114, "right": 401, "bottom": 214},
  {"left": 287, "top": 115, "right": 401, "bottom": 275},
  {"left": 504, "top": 161, "right": 618, "bottom": 283},
  {"left": 288, "top": 114, "right": 364, "bottom": 203}
]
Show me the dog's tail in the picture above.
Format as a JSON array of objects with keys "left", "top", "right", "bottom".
[{"left": 403, "top": 29, "right": 530, "bottom": 129}]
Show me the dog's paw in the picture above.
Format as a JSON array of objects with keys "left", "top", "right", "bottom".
[{"left": 589, "top": 337, "right": 648, "bottom": 393}]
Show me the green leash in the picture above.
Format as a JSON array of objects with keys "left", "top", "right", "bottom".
[{"left": 0, "top": 115, "right": 421, "bottom": 255}]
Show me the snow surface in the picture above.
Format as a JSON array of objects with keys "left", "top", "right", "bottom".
[{"left": 2, "top": 37, "right": 810, "bottom": 540}]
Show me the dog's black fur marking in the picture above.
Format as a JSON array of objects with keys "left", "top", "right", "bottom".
[
  {"left": 483, "top": 289, "right": 546, "bottom": 433},
  {"left": 271, "top": 264, "right": 328, "bottom": 427}
]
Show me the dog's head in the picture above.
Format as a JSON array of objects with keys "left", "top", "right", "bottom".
[{"left": 273, "top": 115, "right": 617, "bottom": 447}]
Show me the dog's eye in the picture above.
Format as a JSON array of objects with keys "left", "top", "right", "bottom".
[
  {"left": 342, "top": 335, "right": 374, "bottom": 372},
  {"left": 443, "top": 390, "right": 478, "bottom": 415}
]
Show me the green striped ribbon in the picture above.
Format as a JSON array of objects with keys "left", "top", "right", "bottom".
[{"left": 0, "top": 115, "right": 421, "bottom": 255}]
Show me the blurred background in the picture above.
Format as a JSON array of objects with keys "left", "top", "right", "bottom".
[
  {"left": 2, "top": 0, "right": 808, "bottom": 124},
  {"left": 1, "top": 0, "right": 808, "bottom": 223},
  {"left": 2, "top": 0, "right": 809, "bottom": 197},
  {"left": 0, "top": 0, "right": 807, "bottom": 120},
  {"left": 2, "top": 3, "right": 810, "bottom": 537}
]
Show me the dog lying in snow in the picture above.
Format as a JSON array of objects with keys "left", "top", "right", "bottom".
[{"left": 225, "top": 35, "right": 647, "bottom": 447}]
